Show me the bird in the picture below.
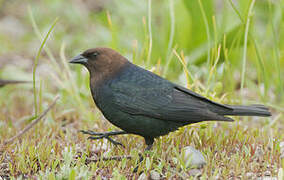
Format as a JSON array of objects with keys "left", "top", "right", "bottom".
[{"left": 70, "top": 47, "right": 271, "bottom": 150}]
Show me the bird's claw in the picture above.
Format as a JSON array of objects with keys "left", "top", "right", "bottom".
[
  {"left": 88, "top": 135, "right": 125, "bottom": 148},
  {"left": 80, "top": 130, "right": 104, "bottom": 136},
  {"left": 105, "top": 137, "right": 125, "bottom": 148},
  {"left": 81, "top": 130, "right": 125, "bottom": 148}
]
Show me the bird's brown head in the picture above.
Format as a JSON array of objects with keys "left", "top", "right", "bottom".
[{"left": 70, "top": 47, "right": 129, "bottom": 83}]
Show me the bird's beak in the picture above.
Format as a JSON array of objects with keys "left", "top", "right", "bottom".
[{"left": 69, "top": 54, "right": 88, "bottom": 64}]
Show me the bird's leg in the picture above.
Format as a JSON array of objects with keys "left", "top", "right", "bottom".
[
  {"left": 145, "top": 144, "right": 153, "bottom": 151},
  {"left": 144, "top": 137, "right": 154, "bottom": 152},
  {"left": 80, "top": 130, "right": 127, "bottom": 136},
  {"left": 133, "top": 138, "right": 154, "bottom": 173},
  {"left": 80, "top": 130, "right": 128, "bottom": 147}
]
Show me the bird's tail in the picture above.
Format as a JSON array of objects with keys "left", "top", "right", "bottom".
[{"left": 226, "top": 104, "right": 271, "bottom": 117}]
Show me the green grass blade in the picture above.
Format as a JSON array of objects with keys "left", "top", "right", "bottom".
[
  {"left": 146, "top": 0, "right": 153, "bottom": 67},
  {"left": 28, "top": 7, "right": 61, "bottom": 75},
  {"left": 268, "top": 1, "right": 283, "bottom": 100},
  {"left": 164, "top": 0, "right": 175, "bottom": 76},
  {"left": 166, "top": 0, "right": 175, "bottom": 60},
  {"left": 228, "top": 0, "right": 268, "bottom": 98},
  {"left": 198, "top": 0, "right": 211, "bottom": 67},
  {"left": 240, "top": 0, "right": 255, "bottom": 94},
  {"left": 29, "top": 9, "right": 59, "bottom": 116}
]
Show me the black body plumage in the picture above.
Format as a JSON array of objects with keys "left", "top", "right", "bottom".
[{"left": 70, "top": 47, "right": 271, "bottom": 148}]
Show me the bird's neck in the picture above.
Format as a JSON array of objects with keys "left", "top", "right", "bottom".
[{"left": 90, "top": 60, "right": 130, "bottom": 87}]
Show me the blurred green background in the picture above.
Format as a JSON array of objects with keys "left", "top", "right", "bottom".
[{"left": 1, "top": 0, "right": 283, "bottom": 105}]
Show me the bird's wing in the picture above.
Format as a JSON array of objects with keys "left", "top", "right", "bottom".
[
  {"left": 110, "top": 65, "right": 233, "bottom": 122},
  {"left": 110, "top": 65, "right": 174, "bottom": 117},
  {"left": 174, "top": 85, "right": 233, "bottom": 110}
]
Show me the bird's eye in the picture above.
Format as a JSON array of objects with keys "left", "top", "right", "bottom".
[{"left": 92, "top": 52, "right": 98, "bottom": 57}]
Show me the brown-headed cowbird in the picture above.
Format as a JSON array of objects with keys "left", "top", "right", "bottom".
[{"left": 70, "top": 47, "right": 271, "bottom": 150}]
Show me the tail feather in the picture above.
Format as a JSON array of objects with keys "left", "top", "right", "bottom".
[{"left": 226, "top": 104, "right": 271, "bottom": 117}]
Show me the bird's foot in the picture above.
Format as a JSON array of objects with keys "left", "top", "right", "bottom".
[
  {"left": 80, "top": 130, "right": 127, "bottom": 148},
  {"left": 88, "top": 136, "right": 125, "bottom": 147},
  {"left": 133, "top": 144, "right": 154, "bottom": 173},
  {"left": 145, "top": 144, "right": 153, "bottom": 151}
]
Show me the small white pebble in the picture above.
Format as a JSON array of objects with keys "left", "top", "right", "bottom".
[
  {"left": 92, "top": 139, "right": 108, "bottom": 152},
  {"left": 137, "top": 173, "right": 147, "bottom": 180},
  {"left": 264, "top": 171, "right": 272, "bottom": 176},
  {"left": 279, "top": 142, "right": 284, "bottom": 149},
  {"left": 215, "top": 174, "right": 221, "bottom": 180},
  {"left": 246, "top": 172, "right": 255, "bottom": 178},
  {"left": 280, "top": 142, "right": 284, "bottom": 155},
  {"left": 188, "top": 169, "right": 202, "bottom": 177},
  {"left": 182, "top": 146, "right": 206, "bottom": 168},
  {"left": 278, "top": 168, "right": 283, "bottom": 180},
  {"left": 150, "top": 170, "right": 161, "bottom": 180},
  {"left": 254, "top": 146, "right": 264, "bottom": 158},
  {"left": 258, "top": 177, "right": 277, "bottom": 180},
  {"left": 281, "top": 149, "right": 284, "bottom": 160},
  {"left": 0, "top": 163, "right": 8, "bottom": 169}
]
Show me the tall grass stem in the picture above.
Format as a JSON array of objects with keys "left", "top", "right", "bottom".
[
  {"left": 29, "top": 9, "right": 58, "bottom": 116},
  {"left": 240, "top": 0, "right": 255, "bottom": 94},
  {"left": 146, "top": 0, "right": 153, "bottom": 66},
  {"left": 164, "top": 0, "right": 175, "bottom": 75},
  {"left": 198, "top": 0, "right": 211, "bottom": 67}
]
